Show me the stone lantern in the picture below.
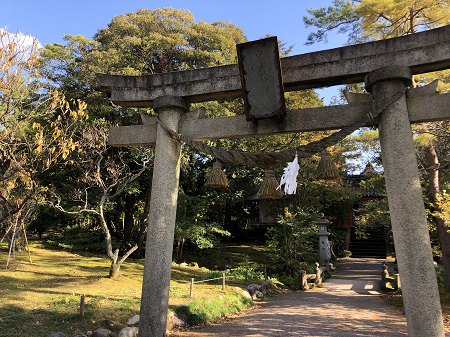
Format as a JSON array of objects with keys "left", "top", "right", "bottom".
[{"left": 315, "top": 217, "right": 331, "bottom": 269}]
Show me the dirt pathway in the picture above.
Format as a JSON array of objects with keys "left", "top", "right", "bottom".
[{"left": 170, "top": 258, "right": 414, "bottom": 337}]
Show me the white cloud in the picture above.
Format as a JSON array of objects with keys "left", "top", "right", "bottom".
[{"left": 0, "top": 27, "right": 42, "bottom": 49}]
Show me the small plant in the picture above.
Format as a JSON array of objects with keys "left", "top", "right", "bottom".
[
  {"left": 342, "top": 250, "right": 352, "bottom": 258},
  {"left": 277, "top": 274, "right": 300, "bottom": 290}
]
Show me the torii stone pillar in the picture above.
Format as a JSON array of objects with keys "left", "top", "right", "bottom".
[
  {"left": 365, "top": 66, "right": 445, "bottom": 337},
  {"left": 139, "top": 96, "right": 188, "bottom": 337}
]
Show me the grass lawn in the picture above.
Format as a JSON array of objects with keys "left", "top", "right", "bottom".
[{"left": 0, "top": 241, "right": 257, "bottom": 336}]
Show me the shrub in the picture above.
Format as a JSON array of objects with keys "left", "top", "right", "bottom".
[
  {"left": 175, "top": 292, "right": 252, "bottom": 326},
  {"left": 266, "top": 209, "right": 320, "bottom": 275},
  {"left": 227, "top": 265, "right": 264, "bottom": 282},
  {"left": 277, "top": 274, "right": 300, "bottom": 290}
]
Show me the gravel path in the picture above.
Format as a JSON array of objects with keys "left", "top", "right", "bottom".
[{"left": 170, "top": 258, "right": 414, "bottom": 337}]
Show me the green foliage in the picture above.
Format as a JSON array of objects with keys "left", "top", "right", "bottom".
[
  {"left": 356, "top": 0, "right": 449, "bottom": 39},
  {"left": 182, "top": 223, "right": 231, "bottom": 250},
  {"left": 277, "top": 274, "right": 301, "bottom": 290},
  {"left": 227, "top": 259, "right": 265, "bottom": 282},
  {"left": 304, "top": 0, "right": 450, "bottom": 44},
  {"left": 355, "top": 198, "right": 389, "bottom": 238},
  {"left": 175, "top": 292, "right": 252, "bottom": 326},
  {"left": 304, "top": 1, "right": 450, "bottom": 92},
  {"left": 342, "top": 250, "right": 352, "bottom": 257},
  {"left": 266, "top": 209, "right": 320, "bottom": 274},
  {"left": 345, "top": 129, "right": 382, "bottom": 173},
  {"left": 354, "top": 174, "right": 390, "bottom": 238},
  {"left": 93, "top": 8, "right": 246, "bottom": 74},
  {"left": 38, "top": 9, "right": 252, "bottom": 260},
  {"left": 296, "top": 177, "right": 359, "bottom": 224},
  {"left": 175, "top": 192, "right": 231, "bottom": 251},
  {"left": 28, "top": 204, "right": 75, "bottom": 236},
  {"left": 43, "top": 226, "right": 114, "bottom": 254},
  {"left": 178, "top": 243, "right": 270, "bottom": 270},
  {"left": 304, "top": 0, "right": 361, "bottom": 44},
  {"left": 435, "top": 191, "right": 450, "bottom": 226}
]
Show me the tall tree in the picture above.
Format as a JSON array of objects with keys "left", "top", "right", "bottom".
[
  {"left": 37, "top": 9, "right": 250, "bottom": 271},
  {"left": 304, "top": 0, "right": 450, "bottom": 288},
  {"left": 93, "top": 8, "right": 246, "bottom": 75},
  {"left": 0, "top": 29, "right": 87, "bottom": 267}
]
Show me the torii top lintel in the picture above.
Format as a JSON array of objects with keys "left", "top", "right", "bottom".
[{"left": 96, "top": 25, "right": 450, "bottom": 108}]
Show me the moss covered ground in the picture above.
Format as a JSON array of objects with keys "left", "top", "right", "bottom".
[{"left": 0, "top": 241, "right": 258, "bottom": 336}]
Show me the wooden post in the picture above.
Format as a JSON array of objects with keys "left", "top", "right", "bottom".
[
  {"left": 366, "top": 66, "right": 445, "bottom": 337},
  {"left": 189, "top": 278, "right": 194, "bottom": 298},
  {"left": 80, "top": 295, "right": 85, "bottom": 318},
  {"left": 395, "top": 274, "right": 401, "bottom": 290},
  {"left": 222, "top": 272, "right": 226, "bottom": 291},
  {"left": 139, "top": 96, "right": 188, "bottom": 337}
]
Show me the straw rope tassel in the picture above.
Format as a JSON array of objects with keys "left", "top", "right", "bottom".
[
  {"left": 315, "top": 152, "right": 340, "bottom": 180},
  {"left": 205, "top": 161, "right": 229, "bottom": 189},
  {"left": 258, "top": 170, "right": 283, "bottom": 199},
  {"left": 278, "top": 154, "right": 300, "bottom": 195}
]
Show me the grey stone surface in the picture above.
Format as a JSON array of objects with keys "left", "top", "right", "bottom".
[
  {"left": 247, "top": 284, "right": 261, "bottom": 296},
  {"left": 241, "top": 289, "right": 252, "bottom": 300},
  {"left": 108, "top": 91, "right": 450, "bottom": 146},
  {"left": 139, "top": 97, "right": 187, "bottom": 337},
  {"left": 50, "top": 333, "right": 65, "bottom": 337},
  {"left": 96, "top": 25, "right": 450, "bottom": 106},
  {"left": 260, "top": 282, "right": 272, "bottom": 294},
  {"left": 92, "top": 328, "right": 116, "bottom": 337},
  {"left": 252, "top": 290, "right": 264, "bottom": 301},
  {"left": 127, "top": 314, "right": 139, "bottom": 327},
  {"left": 118, "top": 326, "right": 138, "bottom": 337},
  {"left": 167, "top": 310, "right": 186, "bottom": 330},
  {"left": 366, "top": 66, "right": 445, "bottom": 337}
]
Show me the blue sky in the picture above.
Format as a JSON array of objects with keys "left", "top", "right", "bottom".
[{"left": 1, "top": 0, "right": 345, "bottom": 103}]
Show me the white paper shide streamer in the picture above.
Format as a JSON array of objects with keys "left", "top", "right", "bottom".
[{"left": 278, "top": 154, "right": 300, "bottom": 195}]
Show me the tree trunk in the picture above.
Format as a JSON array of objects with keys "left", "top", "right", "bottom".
[
  {"left": 99, "top": 195, "right": 139, "bottom": 278},
  {"left": 137, "top": 171, "right": 152, "bottom": 257},
  {"left": 123, "top": 194, "right": 135, "bottom": 244},
  {"left": 109, "top": 261, "right": 121, "bottom": 278},
  {"left": 108, "top": 244, "right": 138, "bottom": 278},
  {"left": 176, "top": 238, "right": 181, "bottom": 260},
  {"left": 425, "top": 141, "right": 450, "bottom": 290},
  {"left": 180, "top": 238, "right": 185, "bottom": 259}
]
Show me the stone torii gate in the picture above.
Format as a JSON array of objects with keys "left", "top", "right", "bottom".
[{"left": 97, "top": 25, "right": 450, "bottom": 337}]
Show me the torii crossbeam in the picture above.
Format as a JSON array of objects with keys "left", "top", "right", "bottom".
[{"left": 97, "top": 25, "right": 450, "bottom": 337}]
